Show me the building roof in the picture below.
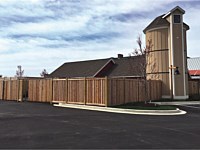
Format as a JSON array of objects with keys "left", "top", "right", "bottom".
[
  {"left": 162, "top": 6, "right": 185, "bottom": 18},
  {"left": 189, "top": 70, "right": 200, "bottom": 76},
  {"left": 143, "top": 6, "right": 190, "bottom": 33},
  {"left": 188, "top": 57, "right": 200, "bottom": 70},
  {"left": 188, "top": 57, "right": 200, "bottom": 79},
  {"left": 143, "top": 14, "right": 169, "bottom": 33},
  {"left": 49, "top": 55, "right": 145, "bottom": 78},
  {"left": 49, "top": 55, "right": 200, "bottom": 79}
]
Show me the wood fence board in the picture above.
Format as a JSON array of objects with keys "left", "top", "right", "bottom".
[
  {"left": 0, "top": 80, "right": 3, "bottom": 99},
  {"left": 53, "top": 79, "right": 66, "bottom": 102},
  {"left": 188, "top": 81, "right": 200, "bottom": 95},
  {"left": 0, "top": 78, "right": 27, "bottom": 101},
  {"left": 86, "top": 78, "right": 106, "bottom": 106}
]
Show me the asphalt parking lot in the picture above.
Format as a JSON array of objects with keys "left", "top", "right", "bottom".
[
  {"left": 0, "top": 100, "right": 200, "bottom": 149},
  {"left": 178, "top": 104, "right": 200, "bottom": 113},
  {"left": 181, "top": 104, "right": 200, "bottom": 109}
]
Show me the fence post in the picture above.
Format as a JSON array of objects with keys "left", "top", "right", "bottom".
[
  {"left": 2, "top": 79, "right": 5, "bottom": 100},
  {"left": 9, "top": 78, "right": 11, "bottom": 100},
  {"left": 83, "top": 77, "right": 86, "bottom": 105},
  {"left": 50, "top": 78, "right": 53, "bottom": 104},
  {"left": 160, "top": 81, "right": 162, "bottom": 99},
  {"left": 66, "top": 78, "right": 68, "bottom": 103},
  {"left": 105, "top": 76, "right": 108, "bottom": 107},
  {"left": 18, "top": 79, "right": 20, "bottom": 102},
  {"left": 137, "top": 79, "right": 140, "bottom": 102},
  {"left": 198, "top": 80, "right": 200, "bottom": 95},
  {"left": 147, "top": 80, "right": 151, "bottom": 101},
  {"left": 123, "top": 78, "right": 126, "bottom": 104}
]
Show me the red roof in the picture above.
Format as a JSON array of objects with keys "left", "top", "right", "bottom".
[{"left": 189, "top": 70, "right": 200, "bottom": 76}]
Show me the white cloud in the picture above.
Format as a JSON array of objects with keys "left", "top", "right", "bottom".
[
  {"left": 0, "top": 0, "right": 200, "bottom": 77},
  {"left": 183, "top": 6, "right": 200, "bottom": 57},
  {"left": 4, "top": 16, "right": 90, "bottom": 36},
  {"left": 0, "top": 38, "right": 14, "bottom": 52},
  {"left": 0, "top": 0, "right": 52, "bottom": 18}
]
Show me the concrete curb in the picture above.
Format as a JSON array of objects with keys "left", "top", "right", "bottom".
[
  {"left": 53, "top": 103, "right": 187, "bottom": 116},
  {"left": 152, "top": 101, "right": 200, "bottom": 106}
]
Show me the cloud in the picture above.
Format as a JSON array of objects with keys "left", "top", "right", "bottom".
[{"left": 0, "top": 0, "right": 199, "bottom": 76}]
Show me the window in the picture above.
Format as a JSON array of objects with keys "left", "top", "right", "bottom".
[{"left": 174, "top": 15, "right": 181, "bottom": 23}]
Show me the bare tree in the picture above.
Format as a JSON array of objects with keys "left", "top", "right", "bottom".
[
  {"left": 16, "top": 65, "right": 24, "bottom": 78},
  {"left": 40, "top": 69, "right": 48, "bottom": 77},
  {"left": 131, "top": 35, "right": 155, "bottom": 78},
  {"left": 131, "top": 35, "right": 157, "bottom": 101}
]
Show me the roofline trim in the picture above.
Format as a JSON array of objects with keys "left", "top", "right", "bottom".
[
  {"left": 109, "top": 75, "right": 143, "bottom": 78},
  {"left": 162, "top": 6, "right": 185, "bottom": 19},
  {"left": 188, "top": 57, "right": 200, "bottom": 59},
  {"left": 162, "top": 12, "right": 171, "bottom": 19},
  {"left": 145, "top": 26, "right": 169, "bottom": 33},
  {"left": 93, "top": 59, "right": 115, "bottom": 77}
]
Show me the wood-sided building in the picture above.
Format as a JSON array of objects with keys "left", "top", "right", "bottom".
[{"left": 143, "top": 6, "right": 190, "bottom": 99}]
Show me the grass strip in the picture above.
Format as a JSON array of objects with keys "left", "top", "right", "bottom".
[{"left": 112, "top": 102, "right": 177, "bottom": 110}]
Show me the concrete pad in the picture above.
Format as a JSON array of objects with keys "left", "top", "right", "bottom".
[{"left": 54, "top": 103, "right": 187, "bottom": 116}]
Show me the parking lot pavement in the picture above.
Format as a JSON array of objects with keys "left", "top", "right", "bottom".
[
  {"left": 177, "top": 104, "right": 200, "bottom": 113},
  {"left": 182, "top": 104, "right": 200, "bottom": 108},
  {"left": 0, "top": 100, "right": 200, "bottom": 149}
]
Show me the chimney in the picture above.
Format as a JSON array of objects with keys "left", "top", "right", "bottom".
[{"left": 118, "top": 54, "right": 123, "bottom": 59}]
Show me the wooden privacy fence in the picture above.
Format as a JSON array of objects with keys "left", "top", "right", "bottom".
[
  {"left": 28, "top": 78, "right": 162, "bottom": 106},
  {"left": 188, "top": 80, "right": 200, "bottom": 95},
  {"left": 28, "top": 78, "right": 107, "bottom": 106},
  {"left": 1, "top": 77, "right": 199, "bottom": 106},
  {"left": 0, "top": 78, "right": 28, "bottom": 101},
  {"left": 108, "top": 79, "right": 162, "bottom": 106},
  {"left": 28, "top": 79, "right": 53, "bottom": 103}
]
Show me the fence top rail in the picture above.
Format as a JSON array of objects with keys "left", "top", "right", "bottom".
[
  {"left": 0, "top": 78, "right": 24, "bottom": 81},
  {"left": 108, "top": 78, "right": 162, "bottom": 82},
  {"left": 53, "top": 79, "right": 66, "bottom": 81},
  {"left": 0, "top": 77, "right": 18, "bottom": 80},
  {"left": 0, "top": 77, "right": 162, "bottom": 83},
  {"left": 0, "top": 77, "right": 39, "bottom": 81},
  {"left": 68, "top": 78, "right": 104, "bottom": 81}
]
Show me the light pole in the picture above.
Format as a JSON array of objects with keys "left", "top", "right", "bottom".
[{"left": 169, "top": 65, "right": 180, "bottom": 100}]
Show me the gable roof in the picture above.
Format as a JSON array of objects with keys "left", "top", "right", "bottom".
[
  {"left": 162, "top": 6, "right": 185, "bottom": 18},
  {"left": 143, "top": 6, "right": 189, "bottom": 33},
  {"left": 49, "top": 58, "right": 111, "bottom": 78},
  {"left": 93, "top": 59, "right": 115, "bottom": 77},
  {"left": 104, "top": 56, "right": 144, "bottom": 77},
  {"left": 49, "top": 55, "right": 145, "bottom": 78}
]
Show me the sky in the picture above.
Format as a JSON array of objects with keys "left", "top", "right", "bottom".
[{"left": 0, "top": 0, "right": 200, "bottom": 77}]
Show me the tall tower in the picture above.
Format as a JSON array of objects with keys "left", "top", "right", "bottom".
[{"left": 143, "top": 6, "right": 190, "bottom": 99}]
